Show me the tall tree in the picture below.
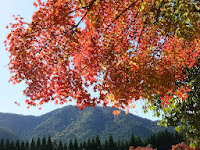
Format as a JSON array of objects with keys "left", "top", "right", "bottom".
[
  {"left": 91, "top": 138, "right": 96, "bottom": 150},
  {"left": 21, "top": 141, "right": 25, "bottom": 150},
  {"left": 82, "top": 141, "right": 87, "bottom": 150},
  {"left": 10, "top": 141, "right": 15, "bottom": 150},
  {"left": 41, "top": 137, "right": 46, "bottom": 150},
  {"left": 86, "top": 138, "right": 91, "bottom": 150},
  {"left": 95, "top": 136, "right": 102, "bottom": 150},
  {"left": 24, "top": 141, "right": 29, "bottom": 150},
  {"left": 47, "top": 136, "right": 53, "bottom": 150},
  {"left": 52, "top": 140, "right": 58, "bottom": 150},
  {"left": 58, "top": 140, "right": 63, "bottom": 150},
  {"left": 68, "top": 139, "right": 73, "bottom": 150},
  {"left": 63, "top": 143, "right": 68, "bottom": 150},
  {"left": 5, "top": 0, "right": 200, "bottom": 111},
  {"left": 73, "top": 139, "right": 79, "bottom": 150},
  {"left": 15, "top": 140, "right": 20, "bottom": 150},
  {"left": 129, "top": 133, "right": 136, "bottom": 147},
  {"left": 103, "top": 139, "right": 109, "bottom": 150},
  {"left": 0, "top": 139, "right": 5, "bottom": 150},
  {"left": 108, "top": 135, "right": 117, "bottom": 150},
  {"left": 30, "top": 138, "right": 36, "bottom": 150},
  {"left": 36, "top": 137, "right": 41, "bottom": 150},
  {"left": 5, "top": 139, "right": 10, "bottom": 150}
]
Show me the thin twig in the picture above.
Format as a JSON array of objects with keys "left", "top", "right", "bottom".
[{"left": 105, "top": 1, "right": 138, "bottom": 31}]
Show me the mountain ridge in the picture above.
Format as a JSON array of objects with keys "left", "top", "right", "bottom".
[{"left": 0, "top": 106, "right": 166, "bottom": 142}]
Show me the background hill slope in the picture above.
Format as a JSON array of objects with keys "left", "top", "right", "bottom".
[{"left": 0, "top": 106, "right": 165, "bottom": 142}]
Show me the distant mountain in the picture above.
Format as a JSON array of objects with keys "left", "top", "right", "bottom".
[
  {"left": 0, "top": 127, "right": 19, "bottom": 141},
  {"left": 0, "top": 106, "right": 167, "bottom": 142}
]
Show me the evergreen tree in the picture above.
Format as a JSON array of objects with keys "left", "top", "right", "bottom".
[
  {"left": 68, "top": 139, "right": 73, "bottom": 150},
  {"left": 24, "top": 141, "right": 29, "bottom": 150},
  {"left": 147, "top": 133, "right": 157, "bottom": 148},
  {"left": 73, "top": 139, "right": 78, "bottom": 150},
  {"left": 30, "top": 138, "right": 36, "bottom": 150},
  {"left": 108, "top": 135, "right": 116, "bottom": 150},
  {"left": 47, "top": 136, "right": 53, "bottom": 150},
  {"left": 82, "top": 141, "right": 87, "bottom": 150},
  {"left": 95, "top": 136, "right": 102, "bottom": 150},
  {"left": 15, "top": 139, "right": 20, "bottom": 150},
  {"left": 124, "top": 140, "right": 129, "bottom": 150},
  {"left": 0, "top": 139, "right": 5, "bottom": 150},
  {"left": 63, "top": 143, "right": 68, "bottom": 150},
  {"left": 135, "top": 137, "right": 143, "bottom": 147},
  {"left": 58, "top": 140, "right": 63, "bottom": 150},
  {"left": 129, "top": 133, "right": 136, "bottom": 147},
  {"left": 116, "top": 139, "right": 121, "bottom": 150},
  {"left": 79, "top": 142, "right": 83, "bottom": 150},
  {"left": 103, "top": 139, "right": 109, "bottom": 150},
  {"left": 36, "top": 137, "right": 41, "bottom": 150},
  {"left": 10, "top": 141, "right": 15, "bottom": 150},
  {"left": 52, "top": 140, "right": 57, "bottom": 150},
  {"left": 86, "top": 138, "right": 91, "bottom": 150},
  {"left": 91, "top": 138, "right": 96, "bottom": 150},
  {"left": 21, "top": 141, "right": 25, "bottom": 150},
  {"left": 5, "top": 139, "right": 10, "bottom": 150},
  {"left": 120, "top": 141, "right": 125, "bottom": 150},
  {"left": 41, "top": 137, "right": 46, "bottom": 150}
]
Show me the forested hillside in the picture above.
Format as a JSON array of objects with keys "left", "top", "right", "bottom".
[{"left": 0, "top": 106, "right": 167, "bottom": 142}]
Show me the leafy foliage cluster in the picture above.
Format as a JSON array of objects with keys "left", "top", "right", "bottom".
[
  {"left": 171, "top": 142, "right": 197, "bottom": 150},
  {"left": 145, "top": 62, "right": 200, "bottom": 147},
  {"left": 4, "top": 0, "right": 200, "bottom": 148},
  {"left": 0, "top": 130, "right": 183, "bottom": 150},
  {"left": 5, "top": 0, "right": 200, "bottom": 111}
]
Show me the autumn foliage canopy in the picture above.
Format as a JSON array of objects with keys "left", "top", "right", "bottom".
[{"left": 5, "top": 0, "right": 200, "bottom": 110}]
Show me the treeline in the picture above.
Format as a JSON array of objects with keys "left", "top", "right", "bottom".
[{"left": 0, "top": 130, "right": 184, "bottom": 150}]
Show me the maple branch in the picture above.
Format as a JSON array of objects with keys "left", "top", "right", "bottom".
[
  {"left": 121, "top": 11, "right": 140, "bottom": 42},
  {"left": 135, "top": 23, "right": 146, "bottom": 51},
  {"left": 105, "top": 1, "right": 138, "bottom": 31},
  {"left": 72, "top": 0, "right": 97, "bottom": 29},
  {"left": 111, "top": 11, "right": 140, "bottom": 53},
  {"left": 39, "top": 0, "right": 97, "bottom": 52}
]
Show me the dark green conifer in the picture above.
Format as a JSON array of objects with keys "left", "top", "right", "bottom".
[
  {"left": 103, "top": 139, "right": 109, "bottom": 150},
  {"left": 120, "top": 141, "right": 125, "bottom": 150},
  {"left": 52, "top": 140, "right": 57, "bottom": 150},
  {"left": 86, "top": 138, "right": 91, "bottom": 150},
  {"left": 82, "top": 141, "right": 87, "bottom": 150},
  {"left": 36, "top": 137, "right": 41, "bottom": 150},
  {"left": 58, "top": 140, "right": 63, "bottom": 150},
  {"left": 47, "top": 136, "right": 52, "bottom": 150},
  {"left": 108, "top": 135, "right": 117, "bottom": 150},
  {"left": 129, "top": 133, "right": 136, "bottom": 147},
  {"left": 95, "top": 136, "right": 102, "bottom": 150},
  {"left": 5, "top": 139, "right": 10, "bottom": 150},
  {"left": 63, "top": 143, "right": 68, "bottom": 150},
  {"left": 15, "top": 139, "right": 20, "bottom": 150},
  {"left": 0, "top": 139, "right": 4, "bottom": 150},
  {"left": 41, "top": 137, "right": 46, "bottom": 150},
  {"left": 30, "top": 138, "right": 36, "bottom": 150},
  {"left": 73, "top": 139, "right": 79, "bottom": 150},
  {"left": 135, "top": 137, "right": 143, "bottom": 147},
  {"left": 21, "top": 141, "right": 25, "bottom": 150},
  {"left": 24, "top": 141, "right": 29, "bottom": 150},
  {"left": 79, "top": 142, "right": 83, "bottom": 150},
  {"left": 10, "top": 141, "right": 15, "bottom": 150},
  {"left": 68, "top": 139, "right": 73, "bottom": 150}
]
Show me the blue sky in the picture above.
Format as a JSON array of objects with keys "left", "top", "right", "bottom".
[{"left": 0, "top": 0, "right": 160, "bottom": 121}]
